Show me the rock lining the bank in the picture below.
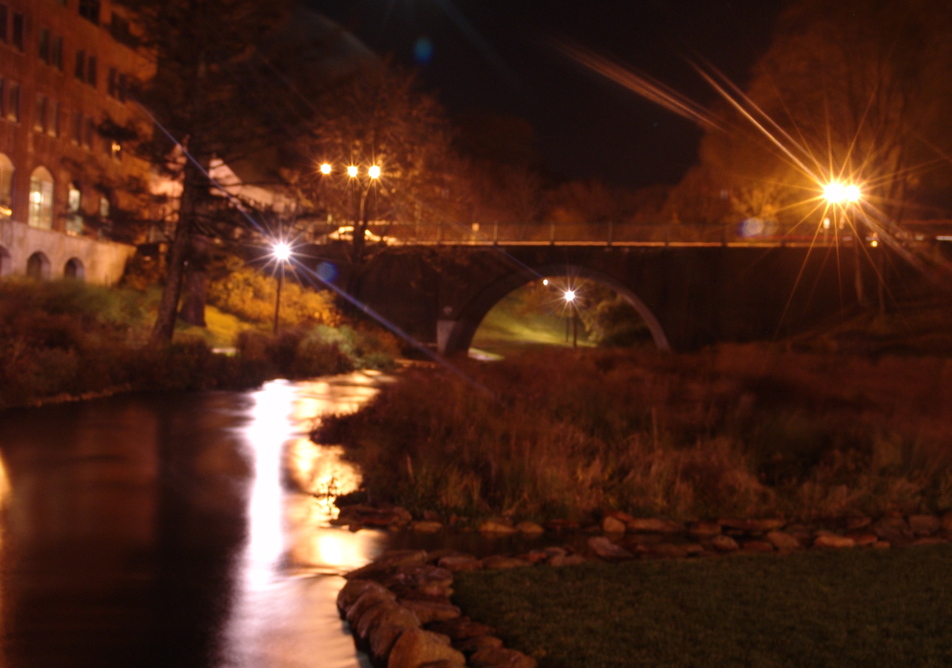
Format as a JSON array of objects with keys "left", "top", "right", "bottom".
[{"left": 338, "top": 509, "right": 952, "bottom": 667}]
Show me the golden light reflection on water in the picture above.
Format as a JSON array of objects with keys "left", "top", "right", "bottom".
[{"left": 223, "top": 373, "right": 388, "bottom": 667}]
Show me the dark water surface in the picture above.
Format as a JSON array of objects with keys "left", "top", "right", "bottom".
[{"left": 0, "top": 375, "right": 390, "bottom": 668}]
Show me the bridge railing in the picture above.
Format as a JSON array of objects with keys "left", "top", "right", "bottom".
[{"left": 344, "top": 221, "right": 838, "bottom": 247}]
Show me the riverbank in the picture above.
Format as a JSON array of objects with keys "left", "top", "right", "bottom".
[
  {"left": 0, "top": 279, "right": 399, "bottom": 410},
  {"left": 315, "top": 344, "right": 952, "bottom": 525}
]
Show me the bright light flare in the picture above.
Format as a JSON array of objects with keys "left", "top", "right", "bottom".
[
  {"left": 272, "top": 242, "right": 292, "bottom": 262},
  {"left": 347, "top": 165, "right": 359, "bottom": 178},
  {"left": 822, "top": 181, "right": 862, "bottom": 205},
  {"left": 564, "top": 290, "right": 576, "bottom": 303},
  {"left": 368, "top": 165, "right": 381, "bottom": 179},
  {"left": 319, "top": 163, "right": 332, "bottom": 175}
]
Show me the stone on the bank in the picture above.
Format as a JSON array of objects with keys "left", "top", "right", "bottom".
[
  {"left": 478, "top": 520, "right": 517, "bottom": 535},
  {"left": 388, "top": 565, "right": 454, "bottom": 597},
  {"left": 548, "top": 553, "right": 587, "bottom": 567},
  {"left": 845, "top": 516, "right": 872, "bottom": 531},
  {"left": 516, "top": 521, "right": 545, "bottom": 535},
  {"left": 813, "top": 534, "right": 855, "bottom": 548},
  {"left": 356, "top": 601, "right": 417, "bottom": 641},
  {"left": 710, "top": 535, "right": 739, "bottom": 552},
  {"left": 428, "top": 617, "right": 495, "bottom": 640},
  {"left": 908, "top": 514, "right": 941, "bottom": 536},
  {"left": 337, "top": 579, "right": 393, "bottom": 615},
  {"left": 387, "top": 628, "right": 466, "bottom": 668},
  {"left": 846, "top": 532, "right": 879, "bottom": 546},
  {"left": 719, "top": 518, "right": 786, "bottom": 533},
  {"left": 626, "top": 517, "right": 683, "bottom": 533},
  {"left": 601, "top": 515, "right": 627, "bottom": 534},
  {"left": 766, "top": 530, "right": 801, "bottom": 551},
  {"left": 455, "top": 635, "right": 504, "bottom": 654},
  {"left": 469, "top": 646, "right": 538, "bottom": 668},
  {"left": 346, "top": 589, "right": 398, "bottom": 627},
  {"left": 688, "top": 522, "right": 722, "bottom": 538},
  {"left": 369, "top": 610, "right": 423, "bottom": 663},
  {"left": 741, "top": 540, "right": 775, "bottom": 553},
  {"left": 345, "top": 550, "right": 428, "bottom": 580},
  {"left": 482, "top": 555, "right": 530, "bottom": 570},
  {"left": 399, "top": 598, "right": 462, "bottom": 624},
  {"left": 588, "top": 536, "right": 634, "bottom": 560},
  {"left": 438, "top": 554, "right": 481, "bottom": 572},
  {"left": 413, "top": 521, "right": 444, "bottom": 533}
]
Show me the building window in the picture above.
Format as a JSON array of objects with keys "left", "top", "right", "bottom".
[
  {"left": 83, "top": 116, "right": 95, "bottom": 149},
  {"left": 0, "top": 6, "right": 7, "bottom": 44},
  {"left": 52, "top": 35, "right": 63, "bottom": 70},
  {"left": 67, "top": 182, "right": 83, "bottom": 234},
  {"left": 28, "top": 167, "right": 54, "bottom": 230},
  {"left": 0, "top": 153, "right": 14, "bottom": 219},
  {"left": 87, "top": 56, "right": 97, "bottom": 87},
  {"left": 11, "top": 11, "right": 22, "bottom": 50},
  {"left": 7, "top": 82, "right": 19, "bottom": 122},
  {"left": 79, "top": 0, "right": 100, "bottom": 24},
  {"left": 0, "top": 79, "right": 5, "bottom": 118},
  {"left": 38, "top": 27, "right": 50, "bottom": 63},
  {"left": 34, "top": 95, "right": 47, "bottom": 132},
  {"left": 75, "top": 50, "right": 86, "bottom": 79},
  {"left": 108, "top": 67, "right": 118, "bottom": 97},
  {"left": 99, "top": 195, "right": 110, "bottom": 221},
  {"left": 64, "top": 258, "right": 85, "bottom": 280},
  {"left": 26, "top": 252, "right": 51, "bottom": 280},
  {"left": 71, "top": 109, "right": 82, "bottom": 144},
  {"left": 48, "top": 99, "right": 60, "bottom": 136}
]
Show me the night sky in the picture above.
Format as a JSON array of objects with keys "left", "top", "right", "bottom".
[{"left": 307, "top": 0, "right": 790, "bottom": 189}]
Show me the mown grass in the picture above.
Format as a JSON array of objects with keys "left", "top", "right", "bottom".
[
  {"left": 453, "top": 544, "right": 952, "bottom": 667},
  {"left": 319, "top": 345, "right": 952, "bottom": 522}
]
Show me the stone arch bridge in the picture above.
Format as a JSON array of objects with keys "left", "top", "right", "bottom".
[{"left": 340, "top": 242, "right": 876, "bottom": 354}]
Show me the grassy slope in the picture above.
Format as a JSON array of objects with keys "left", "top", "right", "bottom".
[
  {"left": 470, "top": 289, "right": 593, "bottom": 358},
  {"left": 454, "top": 545, "right": 952, "bottom": 667}
]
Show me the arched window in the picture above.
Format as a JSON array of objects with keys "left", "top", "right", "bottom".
[
  {"left": 0, "top": 153, "right": 14, "bottom": 219},
  {"left": 26, "top": 252, "right": 50, "bottom": 280},
  {"left": 28, "top": 166, "right": 54, "bottom": 229},
  {"left": 66, "top": 182, "right": 83, "bottom": 234},
  {"left": 64, "top": 257, "right": 85, "bottom": 280}
]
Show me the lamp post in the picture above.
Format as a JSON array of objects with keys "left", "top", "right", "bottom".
[
  {"left": 564, "top": 289, "right": 578, "bottom": 349},
  {"left": 823, "top": 180, "right": 874, "bottom": 309},
  {"left": 272, "top": 241, "right": 291, "bottom": 334}
]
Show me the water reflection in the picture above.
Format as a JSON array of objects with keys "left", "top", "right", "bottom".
[
  {"left": 223, "top": 374, "right": 389, "bottom": 667},
  {"left": 0, "top": 373, "right": 390, "bottom": 668}
]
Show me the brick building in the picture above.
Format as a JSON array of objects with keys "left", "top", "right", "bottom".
[{"left": 0, "top": 0, "right": 151, "bottom": 282}]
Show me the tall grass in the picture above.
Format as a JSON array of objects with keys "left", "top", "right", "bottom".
[
  {"left": 317, "top": 347, "right": 952, "bottom": 522},
  {"left": 0, "top": 279, "right": 400, "bottom": 408}
]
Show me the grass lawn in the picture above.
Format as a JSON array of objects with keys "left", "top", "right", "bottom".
[
  {"left": 453, "top": 545, "right": 952, "bottom": 667},
  {"left": 471, "top": 288, "right": 593, "bottom": 358}
]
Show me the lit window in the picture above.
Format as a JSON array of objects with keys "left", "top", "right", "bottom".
[
  {"left": 48, "top": 100, "right": 60, "bottom": 137},
  {"left": 0, "top": 153, "right": 14, "bottom": 219},
  {"left": 34, "top": 95, "right": 47, "bottom": 133},
  {"left": 28, "top": 167, "right": 54, "bottom": 230},
  {"left": 67, "top": 182, "right": 82, "bottom": 234}
]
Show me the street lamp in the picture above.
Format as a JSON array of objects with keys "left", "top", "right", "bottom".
[
  {"left": 272, "top": 241, "right": 292, "bottom": 334},
  {"left": 319, "top": 163, "right": 332, "bottom": 175},
  {"left": 564, "top": 290, "right": 578, "bottom": 349}
]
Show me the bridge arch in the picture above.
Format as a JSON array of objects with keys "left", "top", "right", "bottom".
[{"left": 443, "top": 263, "right": 671, "bottom": 355}]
